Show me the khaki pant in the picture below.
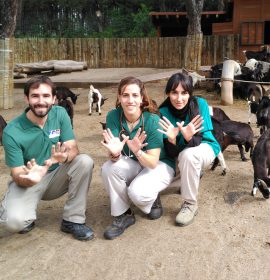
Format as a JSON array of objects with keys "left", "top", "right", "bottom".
[
  {"left": 101, "top": 157, "right": 174, "bottom": 216},
  {"left": 0, "top": 154, "right": 94, "bottom": 232},
  {"left": 177, "top": 143, "right": 215, "bottom": 204}
]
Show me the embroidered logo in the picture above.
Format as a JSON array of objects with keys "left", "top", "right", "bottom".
[{"left": 49, "top": 129, "right": 61, "bottom": 138}]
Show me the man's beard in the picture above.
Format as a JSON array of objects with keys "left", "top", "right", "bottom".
[{"left": 29, "top": 104, "right": 53, "bottom": 118}]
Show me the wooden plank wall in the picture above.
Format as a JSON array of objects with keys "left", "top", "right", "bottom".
[{"left": 13, "top": 35, "right": 240, "bottom": 68}]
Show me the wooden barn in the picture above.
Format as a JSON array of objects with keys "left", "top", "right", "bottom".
[{"left": 150, "top": 0, "right": 270, "bottom": 62}]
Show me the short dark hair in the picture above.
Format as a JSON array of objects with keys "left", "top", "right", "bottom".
[
  {"left": 165, "top": 72, "right": 194, "bottom": 96},
  {"left": 24, "top": 76, "right": 56, "bottom": 97}
]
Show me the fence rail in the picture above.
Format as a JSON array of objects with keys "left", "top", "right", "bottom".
[{"left": 13, "top": 35, "right": 240, "bottom": 68}]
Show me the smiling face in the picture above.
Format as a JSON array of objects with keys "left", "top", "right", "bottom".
[
  {"left": 118, "top": 83, "right": 143, "bottom": 120},
  {"left": 168, "top": 83, "right": 190, "bottom": 110},
  {"left": 25, "top": 83, "right": 56, "bottom": 119}
]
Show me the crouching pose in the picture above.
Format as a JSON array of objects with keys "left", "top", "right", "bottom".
[
  {"left": 0, "top": 76, "right": 94, "bottom": 241},
  {"left": 158, "top": 72, "right": 220, "bottom": 226},
  {"left": 101, "top": 77, "right": 175, "bottom": 240}
]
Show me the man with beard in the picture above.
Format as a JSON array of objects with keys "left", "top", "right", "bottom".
[{"left": 0, "top": 76, "right": 95, "bottom": 241}]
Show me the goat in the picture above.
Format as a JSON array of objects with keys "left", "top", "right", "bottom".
[
  {"left": 182, "top": 69, "right": 205, "bottom": 87},
  {"left": 211, "top": 120, "right": 254, "bottom": 172},
  {"left": 56, "top": 86, "right": 79, "bottom": 105},
  {"left": 243, "top": 46, "right": 269, "bottom": 61},
  {"left": 251, "top": 129, "right": 270, "bottom": 199},
  {"left": 246, "top": 83, "right": 263, "bottom": 124},
  {"left": 256, "top": 96, "right": 270, "bottom": 134},
  {"left": 100, "top": 122, "right": 106, "bottom": 130},
  {"left": 0, "top": 115, "right": 7, "bottom": 145},
  {"left": 209, "top": 106, "right": 230, "bottom": 122},
  {"left": 88, "top": 84, "right": 107, "bottom": 115},
  {"left": 58, "top": 100, "right": 74, "bottom": 128},
  {"left": 210, "top": 117, "right": 227, "bottom": 176}
]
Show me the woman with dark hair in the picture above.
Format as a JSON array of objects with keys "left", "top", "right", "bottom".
[
  {"left": 101, "top": 76, "right": 174, "bottom": 240},
  {"left": 158, "top": 72, "right": 220, "bottom": 226}
]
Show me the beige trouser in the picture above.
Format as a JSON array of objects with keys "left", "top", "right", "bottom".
[
  {"left": 0, "top": 154, "right": 94, "bottom": 232},
  {"left": 177, "top": 143, "right": 215, "bottom": 205},
  {"left": 101, "top": 157, "right": 174, "bottom": 216}
]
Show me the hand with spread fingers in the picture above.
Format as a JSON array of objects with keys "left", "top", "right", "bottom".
[
  {"left": 177, "top": 115, "right": 204, "bottom": 142},
  {"left": 126, "top": 127, "right": 148, "bottom": 154},
  {"left": 19, "top": 159, "right": 51, "bottom": 185},
  {"left": 158, "top": 115, "right": 204, "bottom": 143},
  {"left": 101, "top": 128, "right": 129, "bottom": 156},
  {"left": 158, "top": 116, "right": 181, "bottom": 143},
  {"left": 48, "top": 142, "right": 69, "bottom": 164}
]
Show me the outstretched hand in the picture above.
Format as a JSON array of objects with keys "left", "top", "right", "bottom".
[
  {"left": 158, "top": 116, "right": 180, "bottom": 143},
  {"left": 126, "top": 127, "right": 148, "bottom": 154},
  {"left": 158, "top": 115, "right": 204, "bottom": 143},
  {"left": 177, "top": 115, "right": 204, "bottom": 142},
  {"left": 19, "top": 159, "right": 51, "bottom": 185},
  {"left": 101, "top": 128, "right": 129, "bottom": 156},
  {"left": 47, "top": 142, "right": 69, "bottom": 164}
]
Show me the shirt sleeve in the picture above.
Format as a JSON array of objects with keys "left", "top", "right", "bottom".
[
  {"left": 106, "top": 110, "right": 120, "bottom": 137},
  {"left": 3, "top": 130, "right": 25, "bottom": 167}
]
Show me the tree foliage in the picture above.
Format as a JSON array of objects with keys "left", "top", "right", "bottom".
[{"left": 8, "top": 0, "right": 226, "bottom": 38}]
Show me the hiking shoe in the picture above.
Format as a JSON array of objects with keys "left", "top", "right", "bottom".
[
  {"left": 61, "top": 220, "right": 94, "bottom": 241},
  {"left": 104, "top": 211, "right": 136, "bottom": 240},
  {"left": 148, "top": 194, "right": 163, "bottom": 220},
  {"left": 19, "top": 221, "right": 35, "bottom": 234},
  {"left": 175, "top": 202, "right": 198, "bottom": 226}
]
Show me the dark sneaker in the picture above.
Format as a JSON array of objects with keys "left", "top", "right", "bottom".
[
  {"left": 148, "top": 194, "right": 163, "bottom": 220},
  {"left": 61, "top": 220, "right": 94, "bottom": 241},
  {"left": 19, "top": 221, "right": 35, "bottom": 234},
  {"left": 104, "top": 211, "right": 136, "bottom": 240}
]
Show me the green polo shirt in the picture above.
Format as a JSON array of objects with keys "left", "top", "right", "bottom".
[
  {"left": 106, "top": 108, "right": 174, "bottom": 169},
  {"left": 3, "top": 106, "right": 74, "bottom": 171},
  {"left": 159, "top": 97, "right": 221, "bottom": 170}
]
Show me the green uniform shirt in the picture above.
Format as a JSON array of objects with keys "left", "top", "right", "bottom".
[
  {"left": 159, "top": 96, "right": 221, "bottom": 170},
  {"left": 3, "top": 106, "right": 74, "bottom": 171},
  {"left": 106, "top": 108, "right": 174, "bottom": 168}
]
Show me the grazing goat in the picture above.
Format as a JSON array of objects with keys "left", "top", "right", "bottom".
[
  {"left": 251, "top": 129, "right": 270, "bottom": 199},
  {"left": 56, "top": 86, "right": 79, "bottom": 105},
  {"left": 0, "top": 115, "right": 7, "bottom": 145},
  {"left": 58, "top": 100, "right": 74, "bottom": 128},
  {"left": 88, "top": 85, "right": 107, "bottom": 115}
]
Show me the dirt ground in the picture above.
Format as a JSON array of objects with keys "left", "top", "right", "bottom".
[{"left": 0, "top": 79, "right": 270, "bottom": 280}]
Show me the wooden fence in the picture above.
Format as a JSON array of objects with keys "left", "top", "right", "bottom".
[{"left": 13, "top": 35, "right": 240, "bottom": 68}]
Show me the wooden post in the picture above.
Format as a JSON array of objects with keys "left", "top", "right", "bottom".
[{"left": 0, "top": 38, "right": 14, "bottom": 109}]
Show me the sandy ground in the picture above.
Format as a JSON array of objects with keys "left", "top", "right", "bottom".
[{"left": 0, "top": 79, "right": 270, "bottom": 280}]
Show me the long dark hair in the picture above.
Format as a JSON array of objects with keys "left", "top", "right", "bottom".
[
  {"left": 116, "top": 76, "right": 159, "bottom": 114},
  {"left": 159, "top": 72, "right": 199, "bottom": 120}
]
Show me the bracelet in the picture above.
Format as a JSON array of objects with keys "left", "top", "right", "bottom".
[{"left": 136, "top": 150, "right": 143, "bottom": 158}]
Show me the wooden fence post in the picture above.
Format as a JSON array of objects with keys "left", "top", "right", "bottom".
[{"left": 0, "top": 38, "right": 14, "bottom": 109}]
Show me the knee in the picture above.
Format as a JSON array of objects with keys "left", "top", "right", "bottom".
[
  {"left": 128, "top": 186, "right": 148, "bottom": 206},
  {"left": 5, "top": 214, "right": 29, "bottom": 233},
  {"left": 76, "top": 154, "right": 94, "bottom": 173},
  {"left": 101, "top": 160, "right": 115, "bottom": 178}
]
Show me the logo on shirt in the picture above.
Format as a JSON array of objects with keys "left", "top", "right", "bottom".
[{"left": 49, "top": 129, "right": 61, "bottom": 138}]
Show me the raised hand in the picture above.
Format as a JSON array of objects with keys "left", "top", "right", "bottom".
[
  {"left": 101, "top": 128, "right": 129, "bottom": 156},
  {"left": 158, "top": 116, "right": 180, "bottom": 142},
  {"left": 19, "top": 159, "right": 51, "bottom": 185},
  {"left": 49, "top": 142, "right": 69, "bottom": 164},
  {"left": 126, "top": 127, "right": 148, "bottom": 154},
  {"left": 177, "top": 115, "right": 204, "bottom": 142}
]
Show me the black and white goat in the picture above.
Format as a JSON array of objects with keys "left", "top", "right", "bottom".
[
  {"left": 251, "top": 129, "right": 270, "bottom": 199},
  {"left": 88, "top": 85, "right": 107, "bottom": 115}
]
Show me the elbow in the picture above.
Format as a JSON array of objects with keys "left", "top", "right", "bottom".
[{"left": 148, "top": 159, "right": 159, "bottom": 169}]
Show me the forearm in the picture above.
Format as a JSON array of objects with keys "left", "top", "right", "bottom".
[
  {"left": 13, "top": 174, "right": 36, "bottom": 188},
  {"left": 135, "top": 150, "right": 159, "bottom": 169}
]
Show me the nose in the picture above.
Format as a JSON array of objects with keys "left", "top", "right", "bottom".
[{"left": 177, "top": 93, "right": 183, "bottom": 101}]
